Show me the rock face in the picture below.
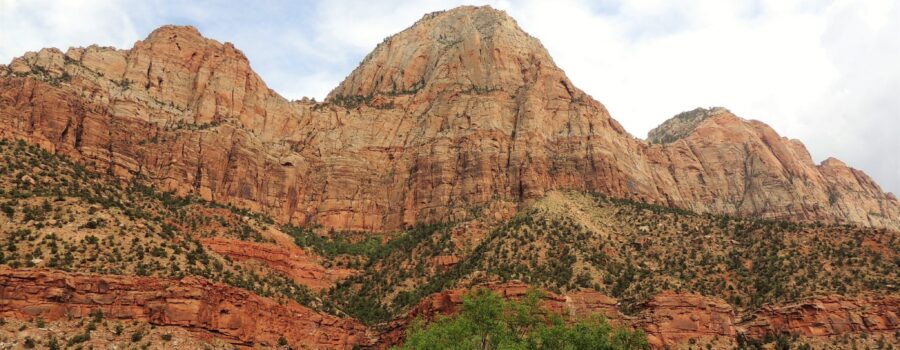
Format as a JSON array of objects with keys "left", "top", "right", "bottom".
[
  {"left": 647, "top": 107, "right": 728, "bottom": 144},
  {"left": 740, "top": 295, "right": 900, "bottom": 338},
  {"left": 201, "top": 237, "right": 356, "bottom": 291},
  {"left": 649, "top": 108, "right": 899, "bottom": 229},
  {"left": 635, "top": 292, "right": 737, "bottom": 348},
  {"left": 0, "top": 5, "right": 897, "bottom": 231},
  {"left": 0, "top": 268, "right": 372, "bottom": 349},
  {"left": 377, "top": 283, "right": 900, "bottom": 349}
]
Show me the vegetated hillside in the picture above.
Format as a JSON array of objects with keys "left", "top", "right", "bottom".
[
  {"left": 0, "top": 314, "right": 234, "bottom": 349},
  {"left": 329, "top": 191, "right": 898, "bottom": 324},
  {"left": 0, "top": 138, "right": 323, "bottom": 309},
  {"left": 0, "top": 137, "right": 897, "bottom": 349}
]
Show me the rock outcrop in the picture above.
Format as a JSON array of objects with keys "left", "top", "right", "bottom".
[
  {"left": 376, "top": 283, "right": 900, "bottom": 349},
  {"left": 2, "top": 268, "right": 896, "bottom": 349},
  {"left": 201, "top": 237, "right": 356, "bottom": 291},
  {"left": 0, "top": 268, "right": 372, "bottom": 349},
  {"left": 0, "top": 6, "right": 897, "bottom": 231},
  {"left": 649, "top": 108, "right": 899, "bottom": 229},
  {"left": 739, "top": 295, "right": 900, "bottom": 338},
  {"left": 635, "top": 292, "right": 737, "bottom": 348},
  {"left": 647, "top": 107, "right": 728, "bottom": 144}
]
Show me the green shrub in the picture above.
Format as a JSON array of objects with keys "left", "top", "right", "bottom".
[
  {"left": 394, "top": 288, "right": 647, "bottom": 350},
  {"left": 67, "top": 331, "right": 90, "bottom": 346},
  {"left": 48, "top": 336, "right": 60, "bottom": 350},
  {"left": 90, "top": 309, "right": 103, "bottom": 323}
]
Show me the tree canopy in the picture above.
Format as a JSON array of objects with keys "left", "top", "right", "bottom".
[{"left": 394, "top": 288, "right": 648, "bottom": 350}]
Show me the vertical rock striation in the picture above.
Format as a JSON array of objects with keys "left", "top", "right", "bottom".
[{"left": 0, "top": 6, "right": 896, "bottom": 231}]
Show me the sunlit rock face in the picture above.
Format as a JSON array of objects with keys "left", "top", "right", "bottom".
[{"left": 1, "top": 6, "right": 897, "bottom": 231}]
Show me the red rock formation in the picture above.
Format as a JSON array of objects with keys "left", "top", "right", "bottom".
[
  {"left": 634, "top": 292, "right": 737, "bottom": 348},
  {"left": 0, "top": 6, "right": 897, "bottom": 232},
  {"left": 5, "top": 268, "right": 890, "bottom": 349},
  {"left": 377, "top": 282, "right": 623, "bottom": 348},
  {"left": 740, "top": 295, "right": 900, "bottom": 337},
  {"left": 201, "top": 237, "right": 356, "bottom": 291},
  {"left": 648, "top": 108, "right": 898, "bottom": 229},
  {"left": 376, "top": 283, "right": 899, "bottom": 349},
  {"left": 0, "top": 268, "right": 372, "bottom": 349}
]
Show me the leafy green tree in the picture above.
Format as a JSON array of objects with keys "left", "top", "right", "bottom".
[{"left": 394, "top": 288, "right": 647, "bottom": 350}]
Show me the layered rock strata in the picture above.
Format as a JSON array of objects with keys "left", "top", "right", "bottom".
[
  {"left": 201, "top": 237, "right": 356, "bottom": 291},
  {"left": 377, "top": 282, "right": 900, "bottom": 349},
  {"left": 635, "top": 292, "right": 737, "bottom": 348},
  {"left": 740, "top": 295, "right": 900, "bottom": 338},
  {"left": 0, "top": 6, "right": 896, "bottom": 232},
  {"left": 0, "top": 269, "right": 371, "bottom": 349}
]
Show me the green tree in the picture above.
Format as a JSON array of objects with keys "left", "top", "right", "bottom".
[{"left": 394, "top": 288, "right": 647, "bottom": 350}]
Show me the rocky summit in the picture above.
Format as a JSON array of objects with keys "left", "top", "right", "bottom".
[{"left": 0, "top": 5, "right": 897, "bottom": 350}]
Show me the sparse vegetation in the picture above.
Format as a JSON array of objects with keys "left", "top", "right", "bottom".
[
  {"left": 0, "top": 138, "right": 894, "bottom": 348},
  {"left": 328, "top": 191, "right": 898, "bottom": 323},
  {"left": 0, "top": 139, "right": 317, "bottom": 310},
  {"left": 330, "top": 94, "right": 373, "bottom": 108}
]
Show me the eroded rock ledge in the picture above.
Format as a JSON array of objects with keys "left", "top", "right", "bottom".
[
  {"left": 0, "top": 269, "right": 372, "bottom": 349},
  {"left": 742, "top": 295, "right": 900, "bottom": 338},
  {"left": 377, "top": 282, "right": 900, "bottom": 349},
  {"left": 1, "top": 271, "right": 896, "bottom": 349},
  {"left": 201, "top": 237, "right": 356, "bottom": 291}
]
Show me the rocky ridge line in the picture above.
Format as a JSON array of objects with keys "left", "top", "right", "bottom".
[{"left": 0, "top": 5, "right": 897, "bottom": 231}]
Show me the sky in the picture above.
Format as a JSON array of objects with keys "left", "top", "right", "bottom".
[{"left": 1, "top": 0, "right": 898, "bottom": 194}]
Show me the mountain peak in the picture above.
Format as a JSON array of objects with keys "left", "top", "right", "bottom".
[
  {"left": 418, "top": 5, "right": 513, "bottom": 23},
  {"left": 144, "top": 25, "right": 205, "bottom": 42},
  {"left": 647, "top": 107, "right": 730, "bottom": 144},
  {"left": 327, "top": 5, "right": 560, "bottom": 101},
  {"left": 2, "top": 6, "right": 897, "bottom": 234},
  {"left": 137, "top": 24, "right": 248, "bottom": 62}
]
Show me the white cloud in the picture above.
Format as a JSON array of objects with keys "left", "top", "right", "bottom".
[
  {"left": 502, "top": 0, "right": 898, "bottom": 194},
  {"left": 0, "top": 0, "right": 897, "bottom": 193},
  {"left": 0, "top": 0, "right": 142, "bottom": 58}
]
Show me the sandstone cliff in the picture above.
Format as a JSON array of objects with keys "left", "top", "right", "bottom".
[
  {"left": 740, "top": 295, "right": 900, "bottom": 338},
  {"left": 635, "top": 292, "right": 737, "bottom": 348},
  {"left": 648, "top": 107, "right": 899, "bottom": 229},
  {"left": 0, "top": 6, "right": 897, "bottom": 231},
  {"left": 0, "top": 269, "right": 372, "bottom": 348}
]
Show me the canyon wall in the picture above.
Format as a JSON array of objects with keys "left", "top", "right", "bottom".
[{"left": 0, "top": 6, "right": 897, "bottom": 232}]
